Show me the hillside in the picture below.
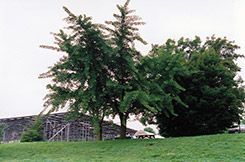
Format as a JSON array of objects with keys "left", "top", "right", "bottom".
[{"left": 0, "top": 133, "right": 245, "bottom": 162}]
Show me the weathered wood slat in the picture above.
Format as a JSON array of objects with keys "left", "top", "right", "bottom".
[{"left": 48, "top": 123, "right": 70, "bottom": 142}]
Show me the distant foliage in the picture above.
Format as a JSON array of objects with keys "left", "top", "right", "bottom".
[
  {"left": 20, "top": 115, "right": 44, "bottom": 142},
  {"left": 144, "top": 127, "right": 155, "bottom": 134},
  {"left": 0, "top": 124, "right": 6, "bottom": 143},
  {"left": 242, "top": 120, "right": 245, "bottom": 125}
]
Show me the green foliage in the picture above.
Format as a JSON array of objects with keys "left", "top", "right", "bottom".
[
  {"left": 144, "top": 127, "right": 155, "bottom": 134},
  {"left": 1, "top": 134, "right": 245, "bottom": 161},
  {"left": 139, "top": 39, "right": 189, "bottom": 125},
  {"left": 20, "top": 115, "right": 44, "bottom": 142},
  {"left": 39, "top": 7, "right": 113, "bottom": 140},
  {"left": 39, "top": 0, "right": 245, "bottom": 139},
  {"left": 0, "top": 124, "right": 6, "bottom": 143},
  {"left": 107, "top": 120, "right": 120, "bottom": 131},
  {"left": 242, "top": 120, "right": 245, "bottom": 125},
  {"left": 155, "top": 36, "right": 245, "bottom": 137}
]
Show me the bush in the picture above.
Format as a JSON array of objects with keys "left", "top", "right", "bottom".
[
  {"left": 0, "top": 124, "right": 6, "bottom": 143},
  {"left": 20, "top": 115, "right": 44, "bottom": 142}
]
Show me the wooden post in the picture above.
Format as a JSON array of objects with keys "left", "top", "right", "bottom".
[{"left": 66, "top": 123, "right": 70, "bottom": 142}]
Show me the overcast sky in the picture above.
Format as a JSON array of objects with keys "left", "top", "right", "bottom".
[{"left": 1, "top": 0, "right": 245, "bottom": 130}]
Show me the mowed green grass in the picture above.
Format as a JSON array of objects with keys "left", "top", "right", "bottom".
[{"left": 0, "top": 134, "right": 245, "bottom": 162}]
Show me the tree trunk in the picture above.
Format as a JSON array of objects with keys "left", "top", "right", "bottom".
[
  {"left": 119, "top": 113, "right": 127, "bottom": 139},
  {"left": 97, "top": 126, "right": 103, "bottom": 141},
  {"left": 94, "top": 119, "right": 103, "bottom": 141}
]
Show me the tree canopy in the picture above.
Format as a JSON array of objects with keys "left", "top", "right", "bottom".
[
  {"left": 154, "top": 36, "right": 245, "bottom": 137},
  {"left": 103, "top": 0, "right": 149, "bottom": 138},
  {"left": 40, "top": 1, "right": 244, "bottom": 139},
  {"left": 39, "top": 7, "right": 112, "bottom": 140}
]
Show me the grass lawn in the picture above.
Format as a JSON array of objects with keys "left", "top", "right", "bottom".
[{"left": 0, "top": 133, "right": 245, "bottom": 162}]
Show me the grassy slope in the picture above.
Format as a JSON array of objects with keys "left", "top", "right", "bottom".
[{"left": 0, "top": 134, "right": 245, "bottom": 162}]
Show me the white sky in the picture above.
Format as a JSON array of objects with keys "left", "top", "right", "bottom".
[{"left": 0, "top": 0, "right": 245, "bottom": 130}]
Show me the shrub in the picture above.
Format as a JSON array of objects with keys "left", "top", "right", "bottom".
[
  {"left": 0, "top": 124, "right": 7, "bottom": 143},
  {"left": 20, "top": 115, "right": 44, "bottom": 142}
]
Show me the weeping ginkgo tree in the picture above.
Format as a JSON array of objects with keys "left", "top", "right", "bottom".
[{"left": 39, "top": 7, "right": 113, "bottom": 140}]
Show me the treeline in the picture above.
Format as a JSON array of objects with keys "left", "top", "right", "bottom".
[{"left": 40, "top": 0, "right": 245, "bottom": 139}]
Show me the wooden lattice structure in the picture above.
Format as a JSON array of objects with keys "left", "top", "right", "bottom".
[{"left": 0, "top": 113, "right": 136, "bottom": 143}]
